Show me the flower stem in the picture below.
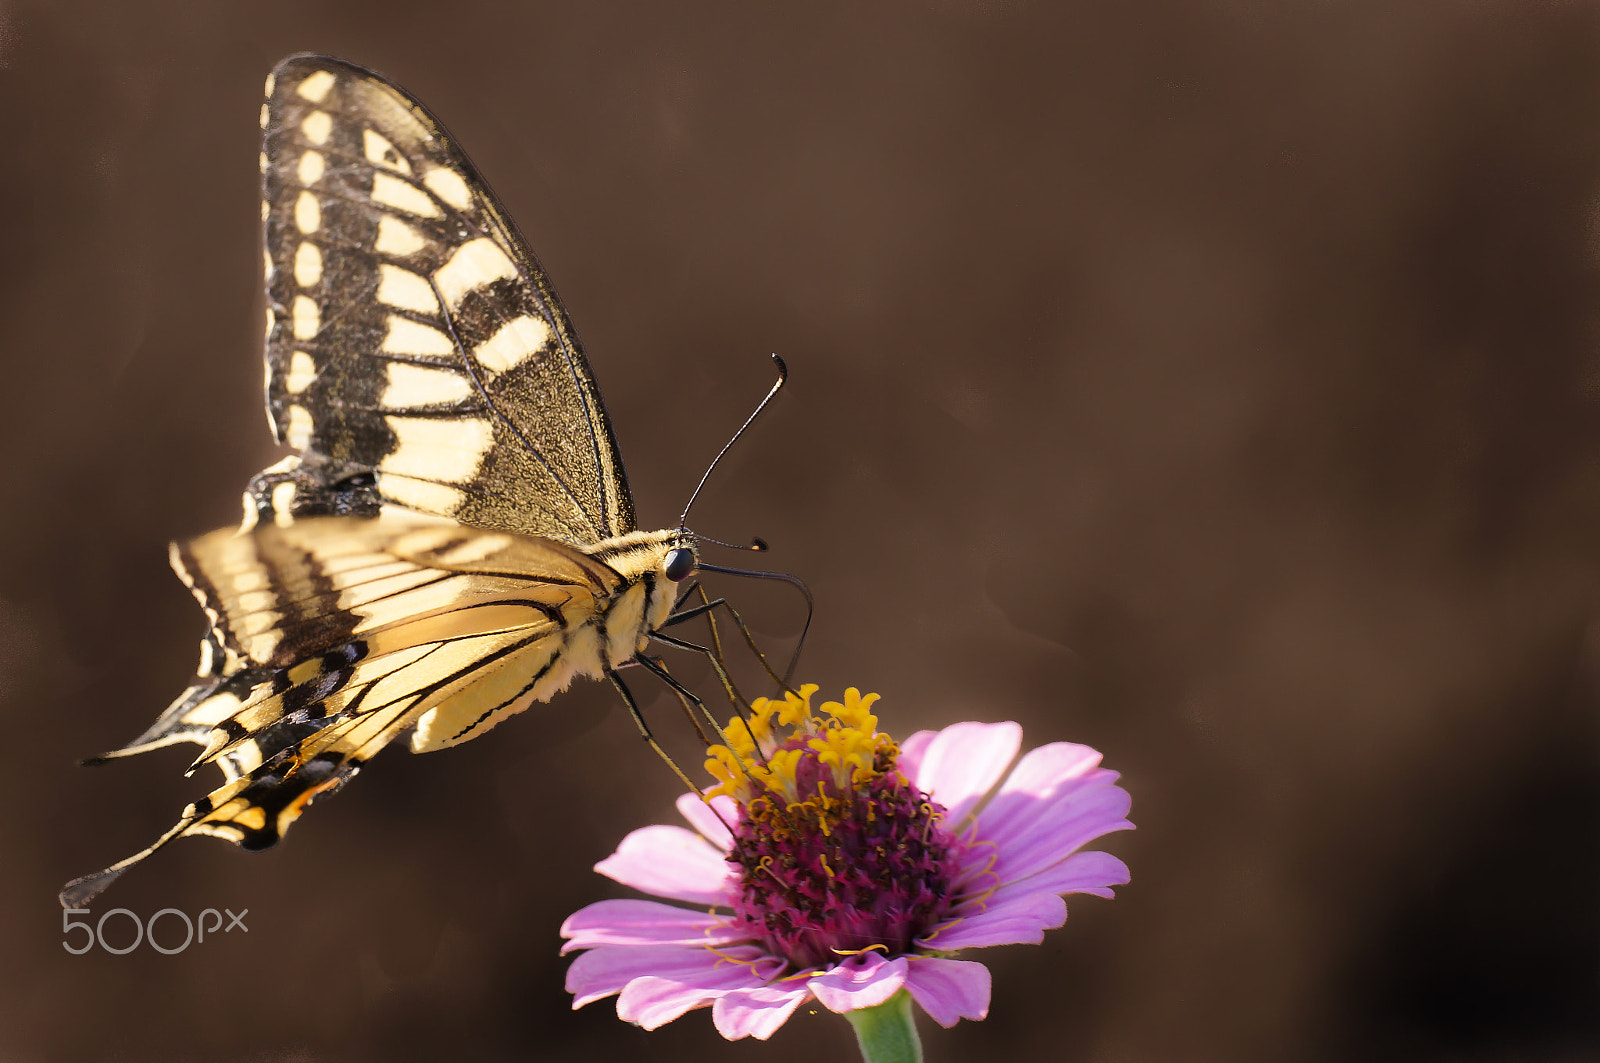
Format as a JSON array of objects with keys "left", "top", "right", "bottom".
[{"left": 844, "top": 991, "right": 922, "bottom": 1063}]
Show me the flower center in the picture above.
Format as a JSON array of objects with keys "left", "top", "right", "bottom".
[{"left": 704, "top": 686, "right": 958, "bottom": 972}]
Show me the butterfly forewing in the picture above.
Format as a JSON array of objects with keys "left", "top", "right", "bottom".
[
  {"left": 262, "top": 55, "right": 634, "bottom": 543},
  {"left": 174, "top": 513, "right": 617, "bottom": 666}
]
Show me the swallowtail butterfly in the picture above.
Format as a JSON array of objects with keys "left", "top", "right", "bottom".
[{"left": 61, "top": 55, "right": 743, "bottom": 907}]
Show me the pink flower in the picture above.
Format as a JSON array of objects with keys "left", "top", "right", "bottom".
[{"left": 561, "top": 686, "right": 1133, "bottom": 1041}]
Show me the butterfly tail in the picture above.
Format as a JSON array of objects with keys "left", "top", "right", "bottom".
[
  {"left": 60, "top": 739, "right": 363, "bottom": 907},
  {"left": 58, "top": 815, "right": 191, "bottom": 908},
  {"left": 81, "top": 636, "right": 263, "bottom": 766}
]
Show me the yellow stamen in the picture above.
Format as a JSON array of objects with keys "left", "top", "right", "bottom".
[
  {"left": 703, "top": 685, "right": 898, "bottom": 810},
  {"left": 830, "top": 943, "right": 890, "bottom": 957}
]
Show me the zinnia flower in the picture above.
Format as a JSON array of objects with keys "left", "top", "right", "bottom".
[{"left": 561, "top": 685, "right": 1132, "bottom": 1043}]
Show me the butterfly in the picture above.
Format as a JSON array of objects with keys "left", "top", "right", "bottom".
[{"left": 60, "top": 54, "right": 773, "bottom": 908}]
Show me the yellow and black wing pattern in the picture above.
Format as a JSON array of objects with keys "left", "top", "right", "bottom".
[
  {"left": 64, "top": 516, "right": 626, "bottom": 906},
  {"left": 61, "top": 56, "right": 656, "bottom": 907},
  {"left": 254, "top": 54, "right": 634, "bottom": 543}
]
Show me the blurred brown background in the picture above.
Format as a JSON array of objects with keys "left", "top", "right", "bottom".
[{"left": 2, "top": 2, "right": 1598, "bottom": 1060}]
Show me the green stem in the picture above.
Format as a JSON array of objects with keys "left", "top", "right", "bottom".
[{"left": 844, "top": 990, "right": 923, "bottom": 1063}]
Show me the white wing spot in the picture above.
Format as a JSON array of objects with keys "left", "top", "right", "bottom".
[
  {"left": 372, "top": 172, "right": 441, "bottom": 218},
  {"left": 240, "top": 491, "right": 260, "bottom": 532},
  {"left": 285, "top": 350, "right": 316, "bottom": 394},
  {"left": 383, "top": 362, "right": 473, "bottom": 408},
  {"left": 298, "top": 150, "right": 325, "bottom": 186},
  {"left": 301, "top": 110, "right": 332, "bottom": 145},
  {"left": 197, "top": 635, "right": 218, "bottom": 676},
  {"left": 193, "top": 689, "right": 246, "bottom": 728},
  {"left": 295, "top": 190, "right": 320, "bottom": 233},
  {"left": 232, "top": 569, "right": 268, "bottom": 593},
  {"left": 364, "top": 129, "right": 412, "bottom": 174},
  {"left": 262, "top": 248, "right": 273, "bottom": 281},
  {"left": 294, "top": 242, "right": 323, "bottom": 287},
  {"left": 264, "top": 306, "right": 275, "bottom": 341},
  {"left": 383, "top": 416, "right": 494, "bottom": 484},
  {"left": 434, "top": 238, "right": 518, "bottom": 309},
  {"left": 258, "top": 152, "right": 268, "bottom": 174},
  {"left": 270, "top": 481, "right": 298, "bottom": 526},
  {"left": 292, "top": 295, "right": 320, "bottom": 340},
  {"left": 296, "top": 70, "right": 336, "bottom": 103},
  {"left": 264, "top": 72, "right": 276, "bottom": 97},
  {"left": 381, "top": 315, "right": 455, "bottom": 356},
  {"left": 376, "top": 265, "right": 439, "bottom": 314},
  {"left": 377, "top": 473, "right": 465, "bottom": 515},
  {"left": 285, "top": 404, "right": 314, "bottom": 450},
  {"left": 422, "top": 167, "right": 472, "bottom": 211},
  {"left": 231, "top": 742, "right": 266, "bottom": 776},
  {"left": 473, "top": 315, "right": 553, "bottom": 373},
  {"left": 259, "top": 103, "right": 269, "bottom": 129},
  {"left": 374, "top": 215, "right": 426, "bottom": 258}
]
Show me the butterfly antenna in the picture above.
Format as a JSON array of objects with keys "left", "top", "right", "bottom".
[
  {"left": 678, "top": 354, "right": 788, "bottom": 530},
  {"left": 697, "top": 534, "right": 767, "bottom": 552}
]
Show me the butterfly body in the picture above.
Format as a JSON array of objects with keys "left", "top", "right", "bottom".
[{"left": 60, "top": 55, "right": 707, "bottom": 908}]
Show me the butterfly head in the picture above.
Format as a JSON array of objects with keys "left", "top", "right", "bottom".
[{"left": 664, "top": 535, "right": 698, "bottom": 583}]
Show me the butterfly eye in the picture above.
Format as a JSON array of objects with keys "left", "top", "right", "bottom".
[{"left": 663, "top": 547, "right": 696, "bottom": 583}]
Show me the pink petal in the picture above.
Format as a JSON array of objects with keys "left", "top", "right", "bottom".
[
  {"left": 808, "top": 952, "right": 908, "bottom": 1013},
  {"left": 567, "top": 944, "right": 768, "bottom": 1009},
  {"left": 987, "top": 780, "right": 1133, "bottom": 885},
  {"left": 676, "top": 792, "right": 737, "bottom": 851},
  {"left": 996, "top": 849, "right": 1131, "bottom": 900},
  {"left": 1000, "top": 741, "right": 1105, "bottom": 795},
  {"left": 971, "top": 741, "right": 1115, "bottom": 843},
  {"left": 922, "top": 850, "right": 1131, "bottom": 950},
  {"left": 919, "top": 889, "right": 1066, "bottom": 950},
  {"left": 904, "top": 958, "right": 990, "bottom": 1027},
  {"left": 712, "top": 983, "right": 812, "bottom": 1040},
  {"left": 895, "top": 729, "right": 938, "bottom": 782},
  {"left": 970, "top": 747, "right": 1133, "bottom": 884},
  {"left": 560, "top": 898, "right": 745, "bottom": 953},
  {"left": 608, "top": 948, "right": 783, "bottom": 1028},
  {"left": 908, "top": 721, "right": 1022, "bottom": 826},
  {"left": 594, "top": 824, "right": 737, "bottom": 905}
]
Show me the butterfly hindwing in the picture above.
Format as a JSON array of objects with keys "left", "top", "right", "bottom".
[
  {"left": 59, "top": 515, "right": 632, "bottom": 907},
  {"left": 261, "top": 54, "right": 635, "bottom": 543}
]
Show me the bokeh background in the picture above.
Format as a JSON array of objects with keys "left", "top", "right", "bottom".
[{"left": 2, "top": 2, "right": 1598, "bottom": 1060}]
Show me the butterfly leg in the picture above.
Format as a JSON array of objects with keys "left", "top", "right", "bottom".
[
  {"left": 605, "top": 669, "right": 702, "bottom": 795},
  {"left": 649, "top": 627, "right": 745, "bottom": 711},
  {"left": 671, "top": 566, "right": 814, "bottom": 688},
  {"left": 654, "top": 583, "right": 754, "bottom": 715},
  {"left": 618, "top": 659, "right": 770, "bottom": 816},
  {"left": 663, "top": 581, "right": 719, "bottom": 624},
  {"left": 633, "top": 654, "right": 733, "bottom": 748},
  {"left": 652, "top": 613, "right": 800, "bottom": 787},
  {"left": 642, "top": 638, "right": 788, "bottom": 781},
  {"left": 686, "top": 583, "right": 746, "bottom": 704},
  {"left": 661, "top": 589, "right": 798, "bottom": 695}
]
